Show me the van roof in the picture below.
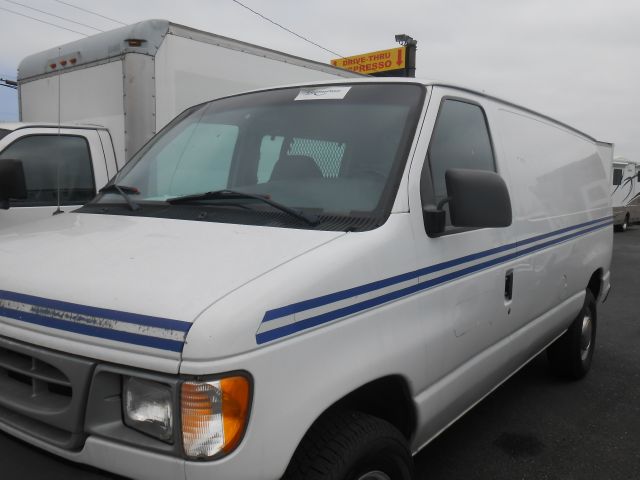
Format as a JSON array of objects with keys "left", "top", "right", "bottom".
[{"left": 219, "top": 77, "right": 610, "bottom": 145}]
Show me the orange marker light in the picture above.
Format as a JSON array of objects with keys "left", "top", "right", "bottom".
[
  {"left": 181, "top": 376, "right": 250, "bottom": 458},
  {"left": 220, "top": 376, "right": 250, "bottom": 453}
]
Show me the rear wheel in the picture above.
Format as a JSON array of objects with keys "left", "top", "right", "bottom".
[
  {"left": 615, "top": 213, "right": 629, "bottom": 232},
  {"left": 547, "top": 290, "right": 597, "bottom": 380},
  {"left": 282, "top": 410, "right": 414, "bottom": 480}
]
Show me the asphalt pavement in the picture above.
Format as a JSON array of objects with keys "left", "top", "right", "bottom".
[{"left": 1, "top": 227, "right": 638, "bottom": 479}]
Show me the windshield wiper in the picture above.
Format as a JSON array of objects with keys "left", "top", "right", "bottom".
[
  {"left": 166, "top": 189, "right": 318, "bottom": 226},
  {"left": 98, "top": 184, "right": 140, "bottom": 211}
]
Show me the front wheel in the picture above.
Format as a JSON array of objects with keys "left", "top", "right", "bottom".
[
  {"left": 282, "top": 410, "right": 414, "bottom": 480},
  {"left": 547, "top": 290, "right": 597, "bottom": 380}
]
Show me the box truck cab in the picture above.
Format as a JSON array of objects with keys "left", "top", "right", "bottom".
[
  {"left": 611, "top": 158, "right": 640, "bottom": 231},
  {"left": 0, "top": 80, "right": 612, "bottom": 480},
  {"left": 0, "top": 123, "right": 118, "bottom": 229}
]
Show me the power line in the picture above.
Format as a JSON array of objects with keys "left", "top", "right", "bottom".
[
  {"left": 1, "top": 79, "right": 18, "bottom": 90},
  {"left": 51, "top": 0, "right": 126, "bottom": 26},
  {"left": 5, "top": 0, "right": 104, "bottom": 32},
  {"left": 228, "top": 0, "right": 343, "bottom": 58},
  {"left": 0, "top": 6, "right": 88, "bottom": 36}
]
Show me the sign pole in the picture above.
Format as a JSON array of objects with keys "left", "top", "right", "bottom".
[
  {"left": 406, "top": 41, "right": 417, "bottom": 78},
  {"left": 394, "top": 34, "right": 417, "bottom": 78}
]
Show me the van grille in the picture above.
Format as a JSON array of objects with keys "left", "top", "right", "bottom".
[
  {"left": 0, "top": 347, "right": 73, "bottom": 404},
  {"left": 0, "top": 336, "right": 95, "bottom": 450}
]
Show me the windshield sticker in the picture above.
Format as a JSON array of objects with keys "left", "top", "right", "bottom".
[{"left": 294, "top": 86, "right": 351, "bottom": 101}]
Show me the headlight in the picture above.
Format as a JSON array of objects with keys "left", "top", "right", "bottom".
[
  {"left": 123, "top": 377, "right": 174, "bottom": 442},
  {"left": 181, "top": 376, "right": 250, "bottom": 458}
]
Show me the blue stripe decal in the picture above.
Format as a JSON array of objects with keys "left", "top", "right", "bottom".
[
  {"left": 261, "top": 216, "right": 613, "bottom": 323},
  {"left": 0, "top": 290, "right": 191, "bottom": 332},
  {"left": 256, "top": 218, "right": 612, "bottom": 344},
  {"left": 0, "top": 307, "right": 184, "bottom": 352}
]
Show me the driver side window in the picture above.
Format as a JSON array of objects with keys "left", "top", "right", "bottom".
[{"left": 421, "top": 99, "right": 496, "bottom": 229}]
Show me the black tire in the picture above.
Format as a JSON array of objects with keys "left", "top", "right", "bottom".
[
  {"left": 547, "top": 290, "right": 597, "bottom": 380},
  {"left": 282, "top": 410, "right": 414, "bottom": 480},
  {"left": 615, "top": 214, "right": 629, "bottom": 232}
]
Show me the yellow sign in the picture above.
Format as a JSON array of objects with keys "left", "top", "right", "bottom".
[{"left": 331, "top": 47, "right": 406, "bottom": 74}]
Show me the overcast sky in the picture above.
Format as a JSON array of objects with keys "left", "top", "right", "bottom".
[{"left": 0, "top": 0, "right": 638, "bottom": 159}]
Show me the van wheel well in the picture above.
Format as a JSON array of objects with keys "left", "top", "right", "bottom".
[
  {"left": 330, "top": 375, "right": 416, "bottom": 441},
  {"left": 587, "top": 269, "right": 602, "bottom": 300}
]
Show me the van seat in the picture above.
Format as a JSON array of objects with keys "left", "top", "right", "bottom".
[{"left": 270, "top": 155, "right": 322, "bottom": 181}]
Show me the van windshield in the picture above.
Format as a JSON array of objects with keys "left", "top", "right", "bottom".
[{"left": 97, "top": 83, "right": 424, "bottom": 230}]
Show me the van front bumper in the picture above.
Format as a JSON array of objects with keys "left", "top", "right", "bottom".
[
  {"left": 0, "top": 422, "right": 186, "bottom": 480},
  {"left": 0, "top": 335, "right": 262, "bottom": 480}
]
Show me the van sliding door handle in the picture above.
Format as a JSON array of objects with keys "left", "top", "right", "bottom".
[{"left": 505, "top": 270, "right": 514, "bottom": 301}]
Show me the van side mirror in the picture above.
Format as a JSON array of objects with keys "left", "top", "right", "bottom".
[
  {"left": 0, "top": 159, "right": 27, "bottom": 210},
  {"left": 446, "top": 168, "right": 512, "bottom": 228},
  {"left": 637, "top": 171, "right": 640, "bottom": 182},
  {"left": 423, "top": 168, "right": 512, "bottom": 236}
]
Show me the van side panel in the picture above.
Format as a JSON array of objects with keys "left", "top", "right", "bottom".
[
  {"left": 19, "top": 61, "right": 126, "bottom": 164},
  {"left": 398, "top": 90, "right": 612, "bottom": 453},
  {"left": 494, "top": 107, "right": 611, "bottom": 330},
  {"left": 496, "top": 108, "right": 610, "bottom": 223},
  {"left": 397, "top": 87, "right": 525, "bottom": 452}
]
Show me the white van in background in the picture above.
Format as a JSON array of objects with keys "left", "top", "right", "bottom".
[
  {"left": 0, "top": 80, "right": 613, "bottom": 480},
  {"left": 611, "top": 158, "right": 640, "bottom": 231}
]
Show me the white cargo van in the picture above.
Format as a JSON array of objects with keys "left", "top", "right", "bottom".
[
  {"left": 0, "top": 19, "right": 357, "bottom": 230},
  {"left": 0, "top": 80, "right": 613, "bottom": 480},
  {"left": 611, "top": 158, "right": 640, "bottom": 231}
]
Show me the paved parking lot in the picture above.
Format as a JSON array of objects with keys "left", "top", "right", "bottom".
[{"left": 1, "top": 227, "right": 639, "bottom": 479}]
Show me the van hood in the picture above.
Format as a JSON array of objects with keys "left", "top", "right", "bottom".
[{"left": 0, "top": 213, "right": 343, "bottom": 370}]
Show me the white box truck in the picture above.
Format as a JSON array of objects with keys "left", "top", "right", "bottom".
[
  {"left": 0, "top": 19, "right": 358, "bottom": 229},
  {"left": 0, "top": 79, "right": 613, "bottom": 479},
  {"left": 611, "top": 157, "right": 640, "bottom": 231}
]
